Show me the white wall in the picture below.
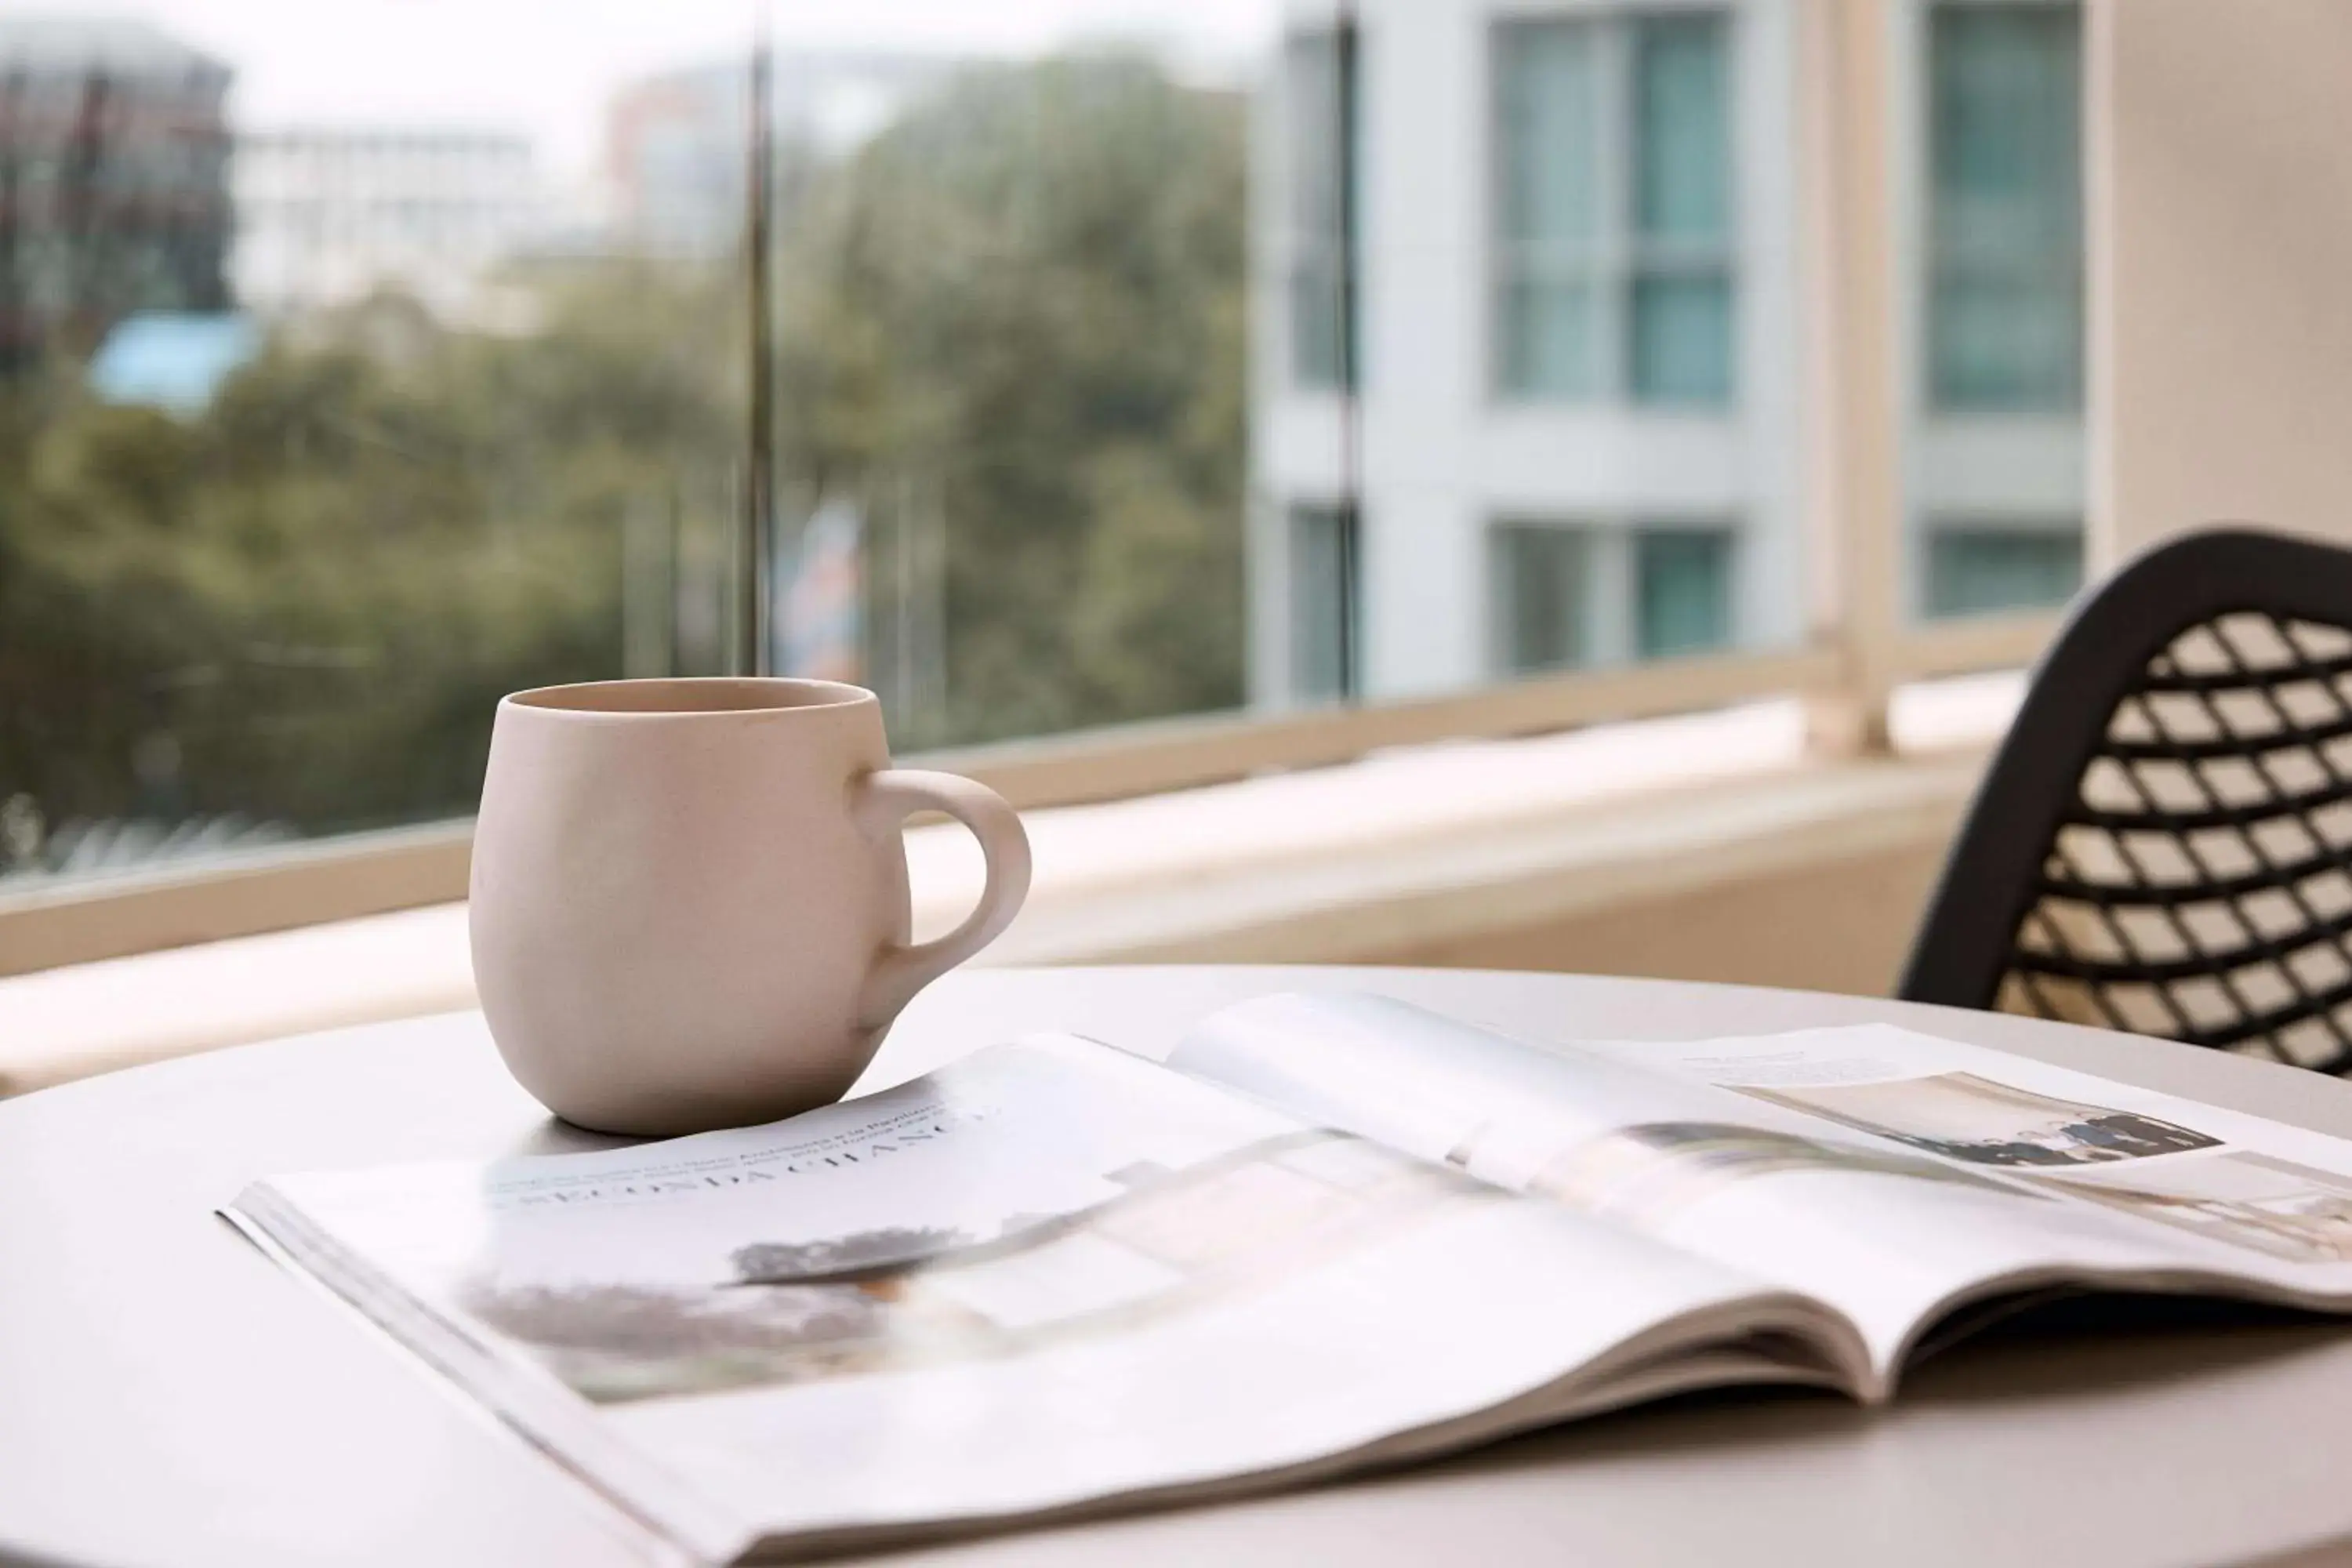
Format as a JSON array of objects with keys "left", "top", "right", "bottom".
[{"left": 2089, "top": 0, "right": 2352, "bottom": 564}]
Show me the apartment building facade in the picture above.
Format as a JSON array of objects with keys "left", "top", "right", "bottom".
[
  {"left": 1250, "top": 0, "right": 2083, "bottom": 706},
  {"left": 231, "top": 129, "right": 550, "bottom": 318},
  {"left": 0, "top": 16, "right": 233, "bottom": 367}
]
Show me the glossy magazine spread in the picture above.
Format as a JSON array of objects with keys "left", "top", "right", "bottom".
[{"left": 226, "top": 994, "right": 2352, "bottom": 1563}]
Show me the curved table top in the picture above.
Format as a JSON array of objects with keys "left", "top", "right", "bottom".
[{"left": 9, "top": 965, "right": 2352, "bottom": 1568}]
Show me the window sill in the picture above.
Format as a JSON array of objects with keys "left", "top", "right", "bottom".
[{"left": 0, "top": 616, "right": 2055, "bottom": 978}]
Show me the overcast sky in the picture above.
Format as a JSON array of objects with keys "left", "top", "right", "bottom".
[{"left": 45, "top": 0, "right": 1279, "bottom": 175}]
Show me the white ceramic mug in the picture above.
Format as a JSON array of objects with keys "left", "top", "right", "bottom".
[{"left": 470, "top": 677, "right": 1031, "bottom": 1136}]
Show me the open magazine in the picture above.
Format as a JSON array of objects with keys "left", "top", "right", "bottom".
[{"left": 224, "top": 993, "right": 2352, "bottom": 1563}]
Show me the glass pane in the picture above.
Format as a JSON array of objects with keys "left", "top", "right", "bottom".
[
  {"left": 1925, "top": 524, "right": 2083, "bottom": 619},
  {"left": 1928, "top": 3, "right": 2082, "bottom": 411},
  {"left": 785, "top": 52, "right": 1256, "bottom": 746},
  {"left": 0, "top": 3, "right": 1281, "bottom": 880},
  {"left": 1286, "top": 30, "right": 1359, "bottom": 393},
  {"left": 1491, "top": 523, "right": 1590, "bottom": 676},
  {"left": 1630, "top": 270, "right": 1733, "bottom": 405},
  {"left": 0, "top": 0, "right": 1841, "bottom": 884},
  {"left": 1500, "top": 276, "right": 1596, "bottom": 398},
  {"left": 1927, "top": 270, "right": 2078, "bottom": 411},
  {"left": 1635, "top": 528, "right": 1734, "bottom": 659},
  {"left": 1495, "top": 20, "right": 1600, "bottom": 249},
  {"left": 1290, "top": 505, "right": 1356, "bottom": 701},
  {"left": 1633, "top": 13, "right": 1730, "bottom": 244},
  {"left": 1287, "top": 33, "right": 1343, "bottom": 240},
  {"left": 1291, "top": 263, "right": 1345, "bottom": 391}
]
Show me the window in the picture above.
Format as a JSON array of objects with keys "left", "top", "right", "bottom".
[
  {"left": 1490, "top": 521, "right": 1734, "bottom": 673},
  {"left": 1286, "top": 29, "right": 1359, "bottom": 392},
  {"left": 5, "top": 0, "right": 2114, "bottom": 969},
  {"left": 1635, "top": 528, "right": 1735, "bottom": 657},
  {"left": 1926, "top": 2, "right": 2083, "bottom": 412},
  {"left": 1494, "top": 11, "right": 1734, "bottom": 405},
  {"left": 1494, "top": 24, "right": 1601, "bottom": 399},
  {"left": 1290, "top": 504, "right": 1359, "bottom": 701},
  {"left": 1925, "top": 523, "right": 2083, "bottom": 619},
  {"left": 1630, "top": 16, "right": 1735, "bottom": 403},
  {"left": 1492, "top": 523, "right": 1592, "bottom": 676},
  {"left": 0, "top": 10, "right": 1265, "bottom": 887}
]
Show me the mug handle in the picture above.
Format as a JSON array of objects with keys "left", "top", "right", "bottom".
[{"left": 853, "top": 769, "right": 1033, "bottom": 1028}]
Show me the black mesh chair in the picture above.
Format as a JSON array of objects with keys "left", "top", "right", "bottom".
[{"left": 1900, "top": 527, "right": 2352, "bottom": 1073}]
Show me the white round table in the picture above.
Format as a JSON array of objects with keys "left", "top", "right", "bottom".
[{"left": 7, "top": 965, "right": 2352, "bottom": 1568}]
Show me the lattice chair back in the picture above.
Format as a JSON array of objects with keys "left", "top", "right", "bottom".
[{"left": 1901, "top": 528, "right": 2352, "bottom": 1073}]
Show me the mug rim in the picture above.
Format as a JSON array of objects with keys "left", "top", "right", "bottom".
[{"left": 502, "top": 677, "right": 877, "bottom": 718}]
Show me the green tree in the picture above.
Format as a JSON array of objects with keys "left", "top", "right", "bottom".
[
  {"left": 0, "top": 264, "right": 742, "bottom": 835},
  {"left": 0, "top": 51, "right": 1250, "bottom": 854},
  {"left": 776, "top": 52, "right": 1247, "bottom": 746}
]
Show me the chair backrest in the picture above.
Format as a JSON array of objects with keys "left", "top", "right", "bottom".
[{"left": 1900, "top": 527, "right": 2352, "bottom": 1073}]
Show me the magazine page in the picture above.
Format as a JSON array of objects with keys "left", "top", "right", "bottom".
[
  {"left": 1168, "top": 993, "right": 2295, "bottom": 1381},
  {"left": 1601, "top": 1022, "right": 2352, "bottom": 1299},
  {"left": 226, "top": 1033, "right": 1848, "bottom": 1563}
]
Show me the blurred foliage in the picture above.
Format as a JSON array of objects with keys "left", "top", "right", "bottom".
[
  {"left": 778, "top": 53, "right": 1247, "bottom": 744},
  {"left": 0, "top": 265, "right": 729, "bottom": 833},
  {"left": 0, "top": 53, "right": 1245, "bottom": 846}
]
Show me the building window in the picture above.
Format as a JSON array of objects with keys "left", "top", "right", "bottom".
[
  {"left": 1494, "top": 23, "right": 1602, "bottom": 399},
  {"left": 1924, "top": 521, "right": 2082, "bottom": 619},
  {"left": 1491, "top": 521, "right": 1736, "bottom": 674},
  {"left": 1630, "top": 15, "right": 1735, "bottom": 403},
  {"left": 1494, "top": 11, "right": 1733, "bottom": 407},
  {"left": 1286, "top": 29, "right": 1359, "bottom": 392},
  {"left": 1926, "top": 2, "right": 2082, "bottom": 412},
  {"left": 1491, "top": 522, "right": 1592, "bottom": 676},
  {"left": 1290, "top": 504, "right": 1359, "bottom": 700},
  {"left": 1635, "top": 527, "right": 1735, "bottom": 658}
]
